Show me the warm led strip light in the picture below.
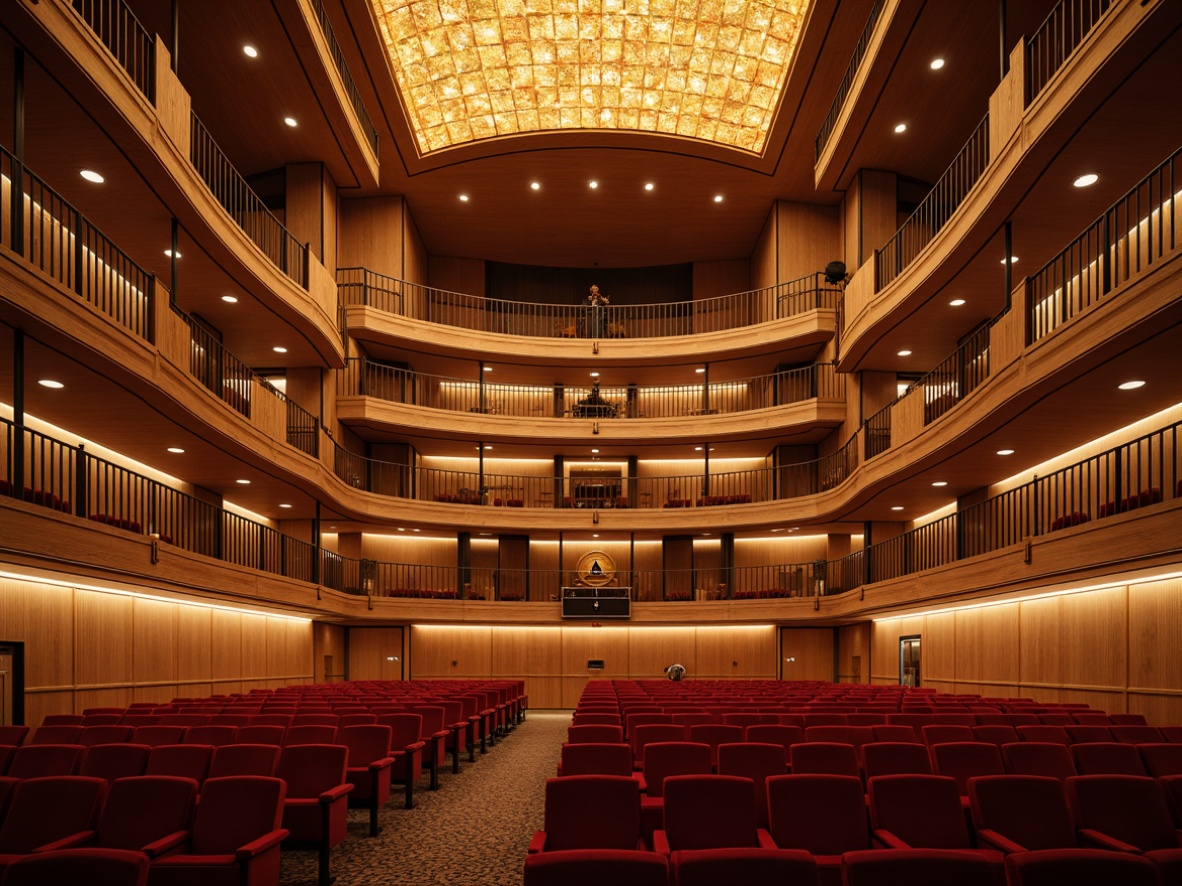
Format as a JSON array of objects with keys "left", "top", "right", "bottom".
[{"left": 371, "top": 0, "right": 811, "bottom": 154}]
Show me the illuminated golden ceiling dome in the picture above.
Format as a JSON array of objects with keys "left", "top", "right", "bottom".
[{"left": 371, "top": 0, "right": 811, "bottom": 155}]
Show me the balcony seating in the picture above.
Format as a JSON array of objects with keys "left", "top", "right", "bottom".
[
  {"left": 862, "top": 742, "right": 933, "bottom": 779},
  {"left": 1001, "top": 743, "right": 1077, "bottom": 782},
  {"left": 1004, "top": 848, "right": 1160, "bottom": 886},
  {"left": 558, "top": 743, "right": 634, "bottom": 778},
  {"left": 338, "top": 725, "right": 395, "bottom": 837},
  {"left": 529, "top": 775, "right": 644, "bottom": 854},
  {"left": 87, "top": 514, "right": 143, "bottom": 534},
  {"left": 275, "top": 744, "right": 353, "bottom": 886},
  {"left": 522, "top": 849, "right": 668, "bottom": 886},
  {"left": 207, "top": 744, "right": 281, "bottom": 779},
  {"left": 842, "top": 848, "right": 1003, "bottom": 886},
  {"left": 0, "top": 481, "right": 71, "bottom": 514},
  {"left": 1, "top": 847, "right": 150, "bottom": 886},
  {"left": 80, "top": 726, "right": 135, "bottom": 746},
  {"left": 788, "top": 742, "right": 861, "bottom": 779},
  {"left": 968, "top": 775, "right": 1077, "bottom": 853},
  {"left": 1070, "top": 742, "right": 1148, "bottom": 776},
  {"left": 1048, "top": 511, "right": 1090, "bottom": 531},
  {"left": 765, "top": 774, "right": 870, "bottom": 886},
  {"left": 716, "top": 742, "right": 788, "bottom": 828},
  {"left": 145, "top": 775, "right": 288, "bottom": 886},
  {"left": 144, "top": 744, "right": 213, "bottom": 786},
  {"left": 1098, "top": 486, "right": 1162, "bottom": 517},
  {"left": 0, "top": 776, "right": 108, "bottom": 878},
  {"left": 79, "top": 744, "right": 151, "bottom": 783}
]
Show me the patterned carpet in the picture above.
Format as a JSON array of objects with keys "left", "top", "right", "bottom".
[{"left": 279, "top": 710, "right": 566, "bottom": 885}]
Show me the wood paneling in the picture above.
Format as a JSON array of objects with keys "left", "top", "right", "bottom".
[
  {"left": 409, "top": 626, "right": 493, "bottom": 677},
  {"left": 954, "top": 604, "right": 1019, "bottom": 685},
  {"left": 629, "top": 626, "right": 696, "bottom": 678},
  {"left": 1019, "top": 596, "right": 1064, "bottom": 686},
  {"left": 75, "top": 590, "right": 133, "bottom": 687},
  {"left": 923, "top": 613, "right": 955, "bottom": 684},
  {"left": 347, "top": 627, "right": 404, "bottom": 681},
  {"left": 241, "top": 616, "right": 268, "bottom": 681},
  {"left": 1129, "top": 577, "right": 1182, "bottom": 692},
  {"left": 338, "top": 196, "right": 403, "bottom": 277},
  {"left": 133, "top": 598, "right": 178, "bottom": 685},
  {"left": 177, "top": 607, "right": 213, "bottom": 684},
  {"left": 211, "top": 610, "right": 243, "bottom": 682},
  {"left": 775, "top": 202, "right": 841, "bottom": 283},
  {"left": 837, "top": 623, "right": 870, "bottom": 683},
  {"left": 780, "top": 627, "right": 834, "bottom": 682}
]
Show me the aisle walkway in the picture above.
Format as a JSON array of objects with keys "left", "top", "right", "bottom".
[{"left": 279, "top": 711, "right": 567, "bottom": 885}]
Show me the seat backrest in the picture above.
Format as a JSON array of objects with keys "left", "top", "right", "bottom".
[
  {"left": 0, "top": 776, "right": 107, "bottom": 853},
  {"left": 1071, "top": 742, "right": 1147, "bottom": 776},
  {"left": 686, "top": 724, "right": 744, "bottom": 757},
  {"left": 96, "top": 775, "right": 198, "bottom": 850},
  {"left": 338, "top": 724, "right": 393, "bottom": 765},
  {"left": 571, "top": 713, "right": 621, "bottom": 727},
  {"left": 1002, "top": 742, "right": 1077, "bottom": 781},
  {"left": 716, "top": 742, "right": 788, "bottom": 828},
  {"left": 641, "top": 742, "right": 712, "bottom": 797},
  {"left": 1065, "top": 725, "right": 1113, "bottom": 744},
  {"left": 842, "top": 848, "right": 1000, "bottom": 886},
  {"left": 285, "top": 724, "right": 338, "bottom": 746},
  {"left": 208, "top": 743, "right": 281, "bottom": 778},
  {"left": 7, "top": 743, "right": 85, "bottom": 778},
  {"left": 624, "top": 712, "right": 672, "bottom": 738},
  {"left": 541, "top": 775, "right": 641, "bottom": 851},
  {"left": 131, "top": 725, "right": 187, "bottom": 747},
  {"left": 568, "top": 724, "right": 625, "bottom": 744},
  {"left": 862, "top": 742, "right": 932, "bottom": 779},
  {"left": 0, "top": 725, "right": 29, "bottom": 746},
  {"left": 744, "top": 724, "right": 802, "bottom": 758},
  {"left": 803, "top": 726, "right": 874, "bottom": 752},
  {"left": 633, "top": 724, "right": 687, "bottom": 761},
  {"left": 1004, "top": 847, "right": 1161, "bottom": 886},
  {"left": 236, "top": 725, "right": 286, "bottom": 745},
  {"left": 337, "top": 713, "right": 378, "bottom": 728},
  {"left": 789, "top": 742, "right": 860, "bottom": 779},
  {"left": 79, "top": 726, "right": 134, "bottom": 746},
  {"left": 292, "top": 713, "right": 340, "bottom": 726},
  {"left": 559, "top": 742, "right": 633, "bottom": 777},
  {"left": 79, "top": 743, "right": 150, "bottom": 782},
  {"left": 276, "top": 744, "right": 349, "bottom": 799},
  {"left": 1016, "top": 725, "right": 1070, "bottom": 745},
  {"left": 382, "top": 713, "right": 424, "bottom": 749},
  {"left": 522, "top": 848, "right": 667, "bottom": 886},
  {"left": 1, "top": 847, "right": 151, "bottom": 886},
  {"left": 1110, "top": 725, "right": 1163, "bottom": 743},
  {"left": 872, "top": 724, "right": 919, "bottom": 743},
  {"left": 972, "top": 725, "right": 1019, "bottom": 747},
  {"left": 29, "top": 725, "right": 83, "bottom": 745},
  {"left": 968, "top": 774, "right": 1076, "bottom": 850},
  {"left": 867, "top": 774, "right": 971, "bottom": 849},
  {"left": 185, "top": 725, "right": 238, "bottom": 746},
  {"left": 766, "top": 773, "right": 870, "bottom": 855},
  {"left": 662, "top": 775, "right": 758, "bottom": 850},
  {"left": 929, "top": 742, "right": 1005, "bottom": 794},
  {"left": 1139, "top": 743, "right": 1182, "bottom": 779},
  {"left": 145, "top": 744, "right": 213, "bottom": 784},
  {"left": 1065, "top": 774, "right": 1180, "bottom": 851},
  {"left": 922, "top": 725, "right": 975, "bottom": 746},
  {"left": 409, "top": 706, "right": 447, "bottom": 735},
  {"left": 191, "top": 776, "right": 285, "bottom": 855}
]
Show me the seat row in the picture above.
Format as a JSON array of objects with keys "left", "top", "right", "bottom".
[{"left": 525, "top": 771, "right": 1182, "bottom": 886}]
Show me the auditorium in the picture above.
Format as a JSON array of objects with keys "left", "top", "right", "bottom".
[{"left": 1, "top": 0, "right": 1180, "bottom": 882}]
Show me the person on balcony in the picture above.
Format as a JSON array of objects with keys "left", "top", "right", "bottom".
[{"left": 586, "top": 284, "right": 609, "bottom": 337}]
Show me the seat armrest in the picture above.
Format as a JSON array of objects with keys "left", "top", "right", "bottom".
[
  {"left": 651, "top": 830, "right": 671, "bottom": 856},
  {"left": 871, "top": 828, "right": 912, "bottom": 850},
  {"left": 141, "top": 830, "right": 190, "bottom": 858},
  {"left": 527, "top": 831, "right": 547, "bottom": 854},
  {"left": 34, "top": 830, "right": 95, "bottom": 852},
  {"left": 632, "top": 773, "right": 647, "bottom": 793},
  {"left": 975, "top": 828, "right": 1027, "bottom": 854},
  {"left": 1077, "top": 828, "right": 1142, "bottom": 853},
  {"left": 235, "top": 827, "right": 290, "bottom": 861},
  {"left": 319, "top": 783, "right": 354, "bottom": 803},
  {"left": 756, "top": 828, "right": 777, "bottom": 849},
  {"left": 369, "top": 755, "right": 397, "bottom": 771}
]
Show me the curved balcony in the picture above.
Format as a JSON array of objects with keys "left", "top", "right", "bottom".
[{"left": 340, "top": 269, "right": 840, "bottom": 366}]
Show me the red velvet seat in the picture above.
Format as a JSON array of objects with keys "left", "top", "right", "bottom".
[
  {"left": 404, "top": 705, "right": 449, "bottom": 790},
  {"left": 716, "top": 742, "right": 787, "bottom": 828},
  {"left": 1070, "top": 741, "right": 1148, "bottom": 776},
  {"left": 234, "top": 726, "right": 285, "bottom": 746},
  {"left": 0, "top": 776, "right": 108, "bottom": 878},
  {"left": 283, "top": 725, "right": 337, "bottom": 746},
  {"left": 638, "top": 742, "right": 713, "bottom": 839},
  {"left": 337, "top": 724, "right": 395, "bottom": 837},
  {"left": 558, "top": 742, "right": 634, "bottom": 777},
  {"left": 1110, "top": 724, "right": 1164, "bottom": 743},
  {"left": 1140, "top": 743, "right": 1182, "bottom": 778},
  {"left": 522, "top": 848, "right": 667, "bottom": 886},
  {"left": 922, "top": 724, "right": 975, "bottom": 746},
  {"left": 184, "top": 726, "right": 238, "bottom": 747},
  {"left": 1002, "top": 742, "right": 1077, "bottom": 781},
  {"left": 672, "top": 847, "right": 820, "bottom": 886},
  {"left": 28, "top": 725, "right": 83, "bottom": 745},
  {"left": 80, "top": 726, "right": 136, "bottom": 746},
  {"left": 130, "top": 726, "right": 187, "bottom": 747},
  {"left": 2, "top": 847, "right": 150, "bottom": 886},
  {"left": 529, "top": 775, "right": 644, "bottom": 853},
  {"left": 789, "top": 742, "right": 861, "bottom": 779},
  {"left": 930, "top": 741, "right": 1005, "bottom": 801},
  {"left": 765, "top": 773, "right": 870, "bottom": 886},
  {"left": 79, "top": 743, "right": 151, "bottom": 783},
  {"left": 1065, "top": 774, "right": 1182, "bottom": 862},
  {"left": 872, "top": 724, "right": 919, "bottom": 743},
  {"left": 842, "top": 848, "right": 1004, "bottom": 886},
  {"left": 5, "top": 743, "right": 85, "bottom": 778},
  {"left": 383, "top": 713, "right": 426, "bottom": 808},
  {"left": 276, "top": 744, "right": 352, "bottom": 886},
  {"left": 632, "top": 724, "right": 687, "bottom": 769},
  {"left": 653, "top": 774, "right": 773, "bottom": 856},
  {"left": 0, "top": 726, "right": 29, "bottom": 747},
  {"left": 862, "top": 741, "right": 932, "bottom": 779},
  {"left": 968, "top": 775, "right": 1077, "bottom": 853},
  {"left": 145, "top": 775, "right": 288, "bottom": 886},
  {"left": 743, "top": 725, "right": 802, "bottom": 765},
  {"left": 568, "top": 724, "right": 625, "bottom": 745},
  {"left": 1064, "top": 725, "right": 1113, "bottom": 744},
  {"left": 686, "top": 724, "right": 743, "bottom": 769},
  {"left": 1004, "top": 848, "right": 1160, "bottom": 886},
  {"left": 145, "top": 744, "right": 214, "bottom": 787},
  {"left": 207, "top": 744, "right": 282, "bottom": 779}
]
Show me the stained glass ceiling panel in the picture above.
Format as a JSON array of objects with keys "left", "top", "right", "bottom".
[{"left": 370, "top": 0, "right": 811, "bottom": 155}]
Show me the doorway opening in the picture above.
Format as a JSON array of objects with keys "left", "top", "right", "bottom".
[
  {"left": 899, "top": 635, "right": 921, "bottom": 687},
  {"left": 0, "top": 642, "right": 26, "bottom": 725}
]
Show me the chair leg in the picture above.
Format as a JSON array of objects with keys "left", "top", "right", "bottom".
[
  {"left": 428, "top": 757, "right": 439, "bottom": 790},
  {"left": 318, "top": 839, "right": 334, "bottom": 886},
  {"left": 404, "top": 779, "right": 414, "bottom": 809},
  {"left": 369, "top": 801, "right": 380, "bottom": 837}
]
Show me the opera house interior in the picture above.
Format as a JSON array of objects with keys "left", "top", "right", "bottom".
[{"left": 1, "top": 2, "right": 1182, "bottom": 876}]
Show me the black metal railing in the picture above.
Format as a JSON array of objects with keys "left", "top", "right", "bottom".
[
  {"left": 1, "top": 144, "right": 154, "bottom": 341},
  {"left": 190, "top": 113, "right": 308, "bottom": 288},
  {"left": 864, "top": 404, "right": 892, "bottom": 459},
  {"left": 919, "top": 321, "right": 993, "bottom": 426},
  {"left": 815, "top": 0, "right": 885, "bottom": 161},
  {"left": 70, "top": 0, "right": 155, "bottom": 102},
  {"left": 876, "top": 114, "right": 991, "bottom": 290},
  {"left": 1026, "top": 0, "right": 1113, "bottom": 103},
  {"left": 337, "top": 268, "right": 840, "bottom": 339},
  {"left": 308, "top": 0, "right": 379, "bottom": 156},
  {"left": 181, "top": 313, "right": 254, "bottom": 418},
  {"left": 1031, "top": 145, "right": 1180, "bottom": 340}
]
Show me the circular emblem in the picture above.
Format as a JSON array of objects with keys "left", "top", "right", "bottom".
[{"left": 574, "top": 550, "right": 616, "bottom": 586}]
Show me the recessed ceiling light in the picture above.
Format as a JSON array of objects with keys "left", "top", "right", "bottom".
[
  {"left": 644, "top": 182, "right": 655, "bottom": 191},
  {"left": 236, "top": 479, "right": 251, "bottom": 485},
  {"left": 165, "top": 249, "right": 181, "bottom": 258},
  {"left": 1073, "top": 173, "right": 1099, "bottom": 188},
  {"left": 588, "top": 180, "right": 599, "bottom": 189},
  {"left": 949, "top": 298, "right": 966, "bottom": 306},
  {"left": 243, "top": 45, "right": 258, "bottom": 58},
  {"left": 272, "top": 346, "right": 287, "bottom": 353},
  {"left": 897, "top": 349, "right": 912, "bottom": 357},
  {"left": 278, "top": 503, "right": 293, "bottom": 508},
  {"left": 891, "top": 506, "right": 905, "bottom": 511},
  {"left": 37, "top": 379, "right": 64, "bottom": 389},
  {"left": 80, "top": 169, "right": 104, "bottom": 183},
  {"left": 1000, "top": 256, "right": 1018, "bottom": 264},
  {"left": 530, "top": 181, "right": 541, "bottom": 190},
  {"left": 167, "top": 447, "right": 186, "bottom": 454},
  {"left": 996, "top": 449, "right": 1015, "bottom": 456},
  {"left": 458, "top": 194, "right": 469, "bottom": 202},
  {"left": 221, "top": 294, "right": 238, "bottom": 303},
  {"left": 1118, "top": 380, "right": 1146, "bottom": 390},
  {"left": 283, "top": 117, "right": 297, "bottom": 127},
  {"left": 592, "top": 533, "right": 600, "bottom": 538},
  {"left": 932, "top": 481, "right": 948, "bottom": 487},
  {"left": 412, "top": 528, "right": 420, "bottom": 532},
  {"left": 713, "top": 194, "right": 723, "bottom": 203},
  {"left": 930, "top": 57, "right": 945, "bottom": 70},
  {"left": 894, "top": 123, "right": 907, "bottom": 134}
]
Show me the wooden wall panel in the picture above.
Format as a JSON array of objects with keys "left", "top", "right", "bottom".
[
  {"left": 780, "top": 627, "right": 834, "bottom": 682},
  {"left": 211, "top": 610, "right": 243, "bottom": 683},
  {"left": 240, "top": 616, "right": 268, "bottom": 681},
  {"left": 870, "top": 618, "right": 900, "bottom": 682},
  {"left": 5, "top": 578, "right": 75, "bottom": 691},
  {"left": 922, "top": 613, "right": 956, "bottom": 685},
  {"left": 176, "top": 606, "right": 213, "bottom": 685},
  {"left": 133, "top": 598, "right": 178, "bottom": 686},
  {"left": 1059, "top": 587, "right": 1126, "bottom": 692},
  {"left": 775, "top": 201, "right": 841, "bottom": 283},
  {"left": 337, "top": 196, "right": 403, "bottom": 277},
  {"left": 75, "top": 591, "right": 133, "bottom": 688},
  {"left": 348, "top": 627, "right": 404, "bottom": 681},
  {"left": 836, "top": 623, "right": 870, "bottom": 683},
  {"left": 409, "top": 626, "right": 492, "bottom": 677},
  {"left": 1019, "top": 597, "right": 1063, "bottom": 687},
  {"left": 1128, "top": 576, "right": 1182, "bottom": 693},
  {"left": 561, "top": 626, "right": 630, "bottom": 708},
  {"left": 429, "top": 256, "right": 486, "bottom": 297},
  {"left": 692, "top": 260, "right": 749, "bottom": 299},
  {"left": 491, "top": 626, "right": 561, "bottom": 677},
  {"left": 629, "top": 626, "right": 697, "bottom": 678}
]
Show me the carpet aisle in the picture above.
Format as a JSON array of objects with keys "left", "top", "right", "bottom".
[{"left": 279, "top": 710, "right": 568, "bottom": 885}]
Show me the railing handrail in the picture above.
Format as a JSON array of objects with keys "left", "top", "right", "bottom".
[
  {"left": 69, "top": 0, "right": 155, "bottom": 102},
  {"left": 1026, "top": 0, "right": 1114, "bottom": 103},
  {"left": 815, "top": 0, "right": 886, "bottom": 162},
  {"left": 308, "top": 0, "right": 379, "bottom": 156}
]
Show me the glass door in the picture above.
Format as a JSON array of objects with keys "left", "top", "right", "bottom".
[{"left": 899, "top": 635, "right": 921, "bottom": 687}]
